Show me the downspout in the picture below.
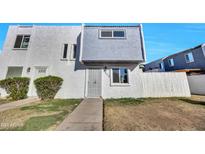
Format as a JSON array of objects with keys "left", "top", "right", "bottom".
[
  {"left": 139, "top": 24, "right": 147, "bottom": 63},
  {"left": 79, "top": 23, "right": 85, "bottom": 64}
]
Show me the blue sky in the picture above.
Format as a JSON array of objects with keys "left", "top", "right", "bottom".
[{"left": 1, "top": 23, "right": 205, "bottom": 63}]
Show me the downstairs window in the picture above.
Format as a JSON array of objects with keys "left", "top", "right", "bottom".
[{"left": 112, "top": 68, "right": 129, "bottom": 84}]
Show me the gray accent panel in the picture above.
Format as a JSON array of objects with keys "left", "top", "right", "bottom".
[{"left": 81, "top": 26, "right": 144, "bottom": 62}]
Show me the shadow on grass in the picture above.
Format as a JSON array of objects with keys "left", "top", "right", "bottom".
[
  {"left": 0, "top": 111, "right": 67, "bottom": 131},
  {"left": 104, "top": 98, "right": 149, "bottom": 106},
  {"left": 21, "top": 99, "right": 80, "bottom": 112},
  {"left": 0, "top": 99, "right": 81, "bottom": 131},
  {"left": 179, "top": 98, "right": 205, "bottom": 106}
]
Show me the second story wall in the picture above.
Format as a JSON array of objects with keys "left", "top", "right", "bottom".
[
  {"left": 2, "top": 26, "right": 33, "bottom": 66},
  {"left": 81, "top": 25, "right": 145, "bottom": 63},
  {"left": 1, "top": 25, "right": 81, "bottom": 67},
  {"left": 27, "top": 26, "right": 81, "bottom": 66}
]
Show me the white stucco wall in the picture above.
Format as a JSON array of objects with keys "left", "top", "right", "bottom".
[
  {"left": 0, "top": 25, "right": 191, "bottom": 99},
  {"left": 0, "top": 25, "right": 86, "bottom": 99},
  {"left": 187, "top": 74, "right": 205, "bottom": 95},
  {"left": 102, "top": 64, "right": 143, "bottom": 98}
]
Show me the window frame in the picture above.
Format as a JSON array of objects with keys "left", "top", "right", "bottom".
[
  {"left": 6, "top": 66, "right": 23, "bottom": 79},
  {"left": 111, "top": 67, "right": 130, "bottom": 86},
  {"left": 168, "top": 58, "right": 174, "bottom": 67},
  {"left": 70, "top": 44, "right": 77, "bottom": 61},
  {"left": 61, "top": 43, "right": 68, "bottom": 60},
  {"left": 99, "top": 29, "right": 126, "bottom": 39},
  {"left": 159, "top": 62, "right": 164, "bottom": 70},
  {"left": 185, "top": 52, "right": 194, "bottom": 63},
  {"left": 13, "top": 34, "right": 31, "bottom": 49}
]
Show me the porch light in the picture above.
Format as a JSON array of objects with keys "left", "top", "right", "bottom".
[
  {"left": 104, "top": 66, "right": 107, "bottom": 72},
  {"left": 27, "top": 67, "right": 31, "bottom": 73}
]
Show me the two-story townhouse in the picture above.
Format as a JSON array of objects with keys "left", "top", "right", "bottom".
[
  {"left": 144, "top": 44, "right": 205, "bottom": 74},
  {"left": 144, "top": 57, "right": 166, "bottom": 72},
  {"left": 0, "top": 24, "right": 146, "bottom": 98}
]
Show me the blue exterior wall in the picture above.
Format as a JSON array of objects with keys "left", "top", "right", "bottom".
[
  {"left": 144, "top": 44, "right": 205, "bottom": 72},
  {"left": 164, "top": 46, "right": 205, "bottom": 71},
  {"left": 144, "top": 58, "right": 164, "bottom": 72}
]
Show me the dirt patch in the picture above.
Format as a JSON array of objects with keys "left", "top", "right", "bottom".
[{"left": 104, "top": 98, "right": 205, "bottom": 131}]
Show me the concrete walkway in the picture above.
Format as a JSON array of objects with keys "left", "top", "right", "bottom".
[
  {"left": 56, "top": 98, "right": 103, "bottom": 131},
  {"left": 0, "top": 97, "right": 40, "bottom": 112}
]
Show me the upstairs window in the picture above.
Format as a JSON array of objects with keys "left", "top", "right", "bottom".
[
  {"left": 112, "top": 68, "right": 129, "bottom": 84},
  {"left": 70, "top": 44, "right": 77, "bottom": 60},
  {"left": 159, "top": 62, "right": 164, "bottom": 70},
  {"left": 72, "top": 44, "right": 77, "bottom": 59},
  {"left": 62, "top": 44, "right": 68, "bottom": 59},
  {"left": 100, "top": 30, "right": 125, "bottom": 38},
  {"left": 101, "top": 31, "right": 112, "bottom": 37},
  {"left": 185, "top": 52, "right": 194, "bottom": 63},
  {"left": 61, "top": 44, "right": 77, "bottom": 60},
  {"left": 113, "top": 31, "right": 125, "bottom": 37},
  {"left": 168, "top": 58, "right": 174, "bottom": 67},
  {"left": 14, "top": 35, "right": 30, "bottom": 49}
]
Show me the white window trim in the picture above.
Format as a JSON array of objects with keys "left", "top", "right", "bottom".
[
  {"left": 13, "top": 34, "right": 31, "bottom": 50},
  {"left": 185, "top": 52, "right": 194, "bottom": 63},
  {"left": 168, "top": 58, "right": 174, "bottom": 67},
  {"left": 70, "top": 44, "right": 77, "bottom": 61},
  {"left": 99, "top": 29, "right": 126, "bottom": 39},
  {"left": 110, "top": 67, "right": 130, "bottom": 86}
]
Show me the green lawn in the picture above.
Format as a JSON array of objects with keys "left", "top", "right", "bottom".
[{"left": 0, "top": 99, "right": 81, "bottom": 131}]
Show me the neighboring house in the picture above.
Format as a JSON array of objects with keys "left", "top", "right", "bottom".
[
  {"left": 144, "top": 44, "right": 205, "bottom": 74},
  {"left": 144, "top": 57, "right": 166, "bottom": 72},
  {"left": 0, "top": 24, "right": 146, "bottom": 98}
]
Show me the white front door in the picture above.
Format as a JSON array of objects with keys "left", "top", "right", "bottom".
[{"left": 87, "top": 69, "right": 102, "bottom": 98}]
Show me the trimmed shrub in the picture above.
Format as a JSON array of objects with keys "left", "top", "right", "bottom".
[
  {"left": 34, "top": 76, "right": 63, "bottom": 100},
  {"left": 0, "top": 77, "right": 30, "bottom": 100}
]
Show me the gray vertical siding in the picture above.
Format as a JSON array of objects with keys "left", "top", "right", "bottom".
[
  {"left": 144, "top": 58, "right": 164, "bottom": 72},
  {"left": 164, "top": 46, "right": 205, "bottom": 71},
  {"left": 145, "top": 45, "right": 205, "bottom": 72}
]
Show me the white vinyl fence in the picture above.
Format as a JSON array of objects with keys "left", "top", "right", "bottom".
[
  {"left": 187, "top": 74, "right": 205, "bottom": 95},
  {"left": 139, "top": 72, "right": 191, "bottom": 97}
]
